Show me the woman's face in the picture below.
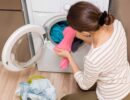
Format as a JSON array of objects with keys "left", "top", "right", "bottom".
[{"left": 76, "top": 31, "right": 91, "bottom": 41}]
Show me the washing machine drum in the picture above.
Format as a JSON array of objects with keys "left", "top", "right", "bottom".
[
  {"left": 44, "top": 16, "right": 84, "bottom": 52},
  {"left": 2, "top": 25, "right": 45, "bottom": 71}
]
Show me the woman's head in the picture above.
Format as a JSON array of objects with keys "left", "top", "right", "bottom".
[{"left": 67, "top": 1, "right": 115, "bottom": 32}]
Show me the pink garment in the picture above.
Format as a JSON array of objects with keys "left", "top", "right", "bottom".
[{"left": 54, "top": 26, "right": 76, "bottom": 69}]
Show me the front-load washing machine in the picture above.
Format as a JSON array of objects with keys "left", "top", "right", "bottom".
[{"left": 1, "top": 0, "right": 110, "bottom": 72}]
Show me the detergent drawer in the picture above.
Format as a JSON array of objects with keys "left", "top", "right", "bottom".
[
  {"left": 61, "top": 0, "right": 110, "bottom": 12},
  {"left": 31, "top": 0, "right": 61, "bottom": 13}
]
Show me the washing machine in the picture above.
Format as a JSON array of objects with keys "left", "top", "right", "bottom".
[{"left": 1, "top": 0, "right": 110, "bottom": 72}]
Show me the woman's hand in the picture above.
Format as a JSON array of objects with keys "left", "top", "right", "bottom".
[
  {"left": 54, "top": 47, "right": 80, "bottom": 73},
  {"left": 54, "top": 48, "right": 71, "bottom": 58}
]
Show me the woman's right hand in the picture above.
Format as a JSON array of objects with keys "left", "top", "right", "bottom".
[{"left": 54, "top": 48, "right": 71, "bottom": 59}]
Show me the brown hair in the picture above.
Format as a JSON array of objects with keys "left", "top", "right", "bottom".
[{"left": 67, "top": 1, "right": 115, "bottom": 32}]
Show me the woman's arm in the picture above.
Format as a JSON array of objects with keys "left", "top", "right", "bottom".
[
  {"left": 68, "top": 54, "right": 100, "bottom": 90},
  {"left": 67, "top": 54, "right": 80, "bottom": 73},
  {"left": 54, "top": 48, "right": 99, "bottom": 90},
  {"left": 54, "top": 48, "right": 80, "bottom": 74}
]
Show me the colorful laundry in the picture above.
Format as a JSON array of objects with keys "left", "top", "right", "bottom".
[
  {"left": 50, "top": 21, "right": 68, "bottom": 44},
  {"left": 71, "top": 38, "right": 83, "bottom": 52},
  {"left": 16, "top": 78, "right": 56, "bottom": 100},
  {"left": 54, "top": 26, "right": 76, "bottom": 69}
]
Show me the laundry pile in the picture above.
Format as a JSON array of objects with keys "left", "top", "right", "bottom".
[
  {"left": 50, "top": 21, "right": 83, "bottom": 53},
  {"left": 16, "top": 76, "right": 56, "bottom": 100},
  {"left": 50, "top": 21, "right": 68, "bottom": 44}
]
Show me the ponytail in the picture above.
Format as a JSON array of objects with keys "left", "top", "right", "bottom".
[{"left": 98, "top": 11, "right": 115, "bottom": 26}]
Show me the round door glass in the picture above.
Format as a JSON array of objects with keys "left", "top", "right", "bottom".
[
  {"left": 11, "top": 34, "right": 32, "bottom": 67},
  {"left": 2, "top": 25, "right": 44, "bottom": 71}
]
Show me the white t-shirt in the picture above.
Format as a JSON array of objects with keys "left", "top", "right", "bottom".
[{"left": 74, "top": 19, "right": 130, "bottom": 100}]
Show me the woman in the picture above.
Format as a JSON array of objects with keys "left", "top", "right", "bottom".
[{"left": 55, "top": 2, "right": 130, "bottom": 100}]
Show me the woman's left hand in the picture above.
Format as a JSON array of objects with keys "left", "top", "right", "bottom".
[{"left": 54, "top": 48, "right": 71, "bottom": 58}]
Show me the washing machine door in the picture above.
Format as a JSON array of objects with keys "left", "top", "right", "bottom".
[{"left": 1, "top": 24, "right": 45, "bottom": 71}]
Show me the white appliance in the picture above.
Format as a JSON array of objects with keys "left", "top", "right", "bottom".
[{"left": 1, "top": 0, "right": 109, "bottom": 72}]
